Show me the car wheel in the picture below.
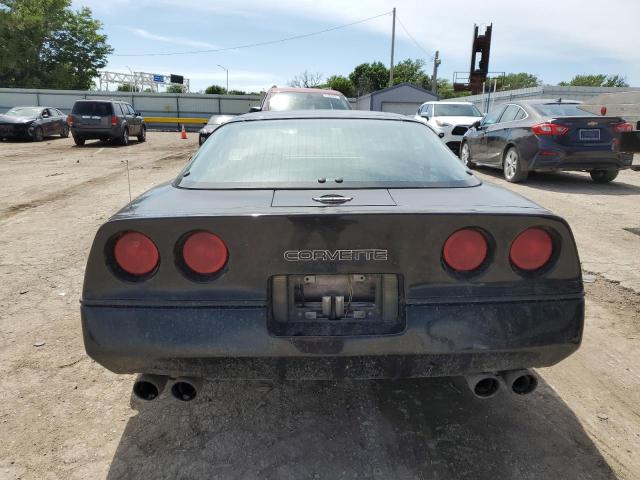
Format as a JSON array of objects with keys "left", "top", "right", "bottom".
[
  {"left": 60, "top": 124, "right": 70, "bottom": 138},
  {"left": 590, "top": 170, "right": 618, "bottom": 183},
  {"left": 120, "top": 128, "right": 129, "bottom": 146},
  {"left": 137, "top": 125, "right": 146, "bottom": 142},
  {"left": 503, "top": 147, "right": 528, "bottom": 183},
  {"left": 33, "top": 126, "right": 44, "bottom": 142},
  {"left": 460, "top": 142, "right": 476, "bottom": 168},
  {"left": 72, "top": 134, "right": 85, "bottom": 146}
]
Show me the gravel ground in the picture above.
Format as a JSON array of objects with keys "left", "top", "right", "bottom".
[{"left": 0, "top": 134, "right": 638, "bottom": 480}]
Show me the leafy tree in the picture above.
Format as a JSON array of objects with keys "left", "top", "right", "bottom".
[
  {"left": 205, "top": 84, "right": 226, "bottom": 94},
  {"left": 324, "top": 75, "right": 353, "bottom": 97},
  {"left": 0, "top": 0, "right": 111, "bottom": 89},
  {"left": 392, "top": 58, "right": 429, "bottom": 86},
  {"left": 559, "top": 74, "right": 629, "bottom": 87},
  {"left": 166, "top": 84, "right": 185, "bottom": 93},
  {"left": 117, "top": 83, "right": 138, "bottom": 92},
  {"left": 349, "top": 62, "right": 388, "bottom": 96},
  {"left": 495, "top": 72, "right": 541, "bottom": 90},
  {"left": 288, "top": 70, "right": 323, "bottom": 88},
  {"left": 228, "top": 89, "right": 247, "bottom": 95}
]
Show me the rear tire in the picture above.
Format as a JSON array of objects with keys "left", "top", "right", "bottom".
[
  {"left": 503, "top": 147, "right": 528, "bottom": 183},
  {"left": 590, "top": 170, "right": 618, "bottom": 183},
  {"left": 120, "top": 127, "right": 129, "bottom": 146},
  {"left": 72, "top": 134, "right": 85, "bottom": 146},
  {"left": 460, "top": 142, "right": 476, "bottom": 168},
  {"left": 137, "top": 125, "right": 146, "bottom": 142},
  {"left": 60, "top": 124, "right": 69, "bottom": 138},
  {"left": 33, "top": 127, "right": 44, "bottom": 142}
]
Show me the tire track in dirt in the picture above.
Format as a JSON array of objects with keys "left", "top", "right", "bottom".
[{"left": 0, "top": 152, "right": 189, "bottom": 222}]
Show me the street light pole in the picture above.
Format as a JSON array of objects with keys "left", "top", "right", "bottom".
[{"left": 218, "top": 64, "right": 229, "bottom": 94}]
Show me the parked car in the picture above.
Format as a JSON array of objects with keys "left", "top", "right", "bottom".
[
  {"left": 81, "top": 110, "right": 584, "bottom": 403},
  {"left": 250, "top": 87, "right": 351, "bottom": 112},
  {"left": 414, "top": 101, "right": 483, "bottom": 155},
  {"left": 0, "top": 106, "right": 69, "bottom": 141},
  {"left": 198, "top": 115, "right": 233, "bottom": 145},
  {"left": 460, "top": 99, "right": 634, "bottom": 183},
  {"left": 67, "top": 100, "right": 146, "bottom": 146}
]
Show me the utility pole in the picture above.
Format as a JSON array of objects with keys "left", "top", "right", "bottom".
[
  {"left": 431, "top": 50, "right": 441, "bottom": 94},
  {"left": 389, "top": 7, "right": 396, "bottom": 87}
]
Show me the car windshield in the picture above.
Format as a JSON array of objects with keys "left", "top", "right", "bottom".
[
  {"left": 433, "top": 104, "right": 482, "bottom": 117},
  {"left": 533, "top": 103, "right": 595, "bottom": 117},
  {"left": 71, "top": 102, "right": 113, "bottom": 116},
  {"left": 267, "top": 92, "right": 351, "bottom": 111},
  {"left": 5, "top": 107, "right": 41, "bottom": 117},
  {"left": 178, "top": 118, "right": 479, "bottom": 189}
]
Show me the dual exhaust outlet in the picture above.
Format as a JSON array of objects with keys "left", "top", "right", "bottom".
[
  {"left": 133, "top": 369, "right": 538, "bottom": 402},
  {"left": 133, "top": 374, "right": 202, "bottom": 402},
  {"left": 465, "top": 369, "right": 539, "bottom": 399}
]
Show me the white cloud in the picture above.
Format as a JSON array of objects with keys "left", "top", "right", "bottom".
[{"left": 124, "top": 27, "right": 219, "bottom": 50}]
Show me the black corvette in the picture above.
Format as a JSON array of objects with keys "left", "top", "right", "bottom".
[
  {"left": 460, "top": 99, "right": 634, "bottom": 183},
  {"left": 81, "top": 111, "right": 584, "bottom": 402},
  {"left": 0, "top": 106, "right": 69, "bottom": 141}
]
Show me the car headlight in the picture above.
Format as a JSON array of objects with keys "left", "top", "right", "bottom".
[{"left": 435, "top": 120, "right": 452, "bottom": 127}]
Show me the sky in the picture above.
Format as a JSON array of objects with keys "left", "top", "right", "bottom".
[{"left": 72, "top": 0, "right": 640, "bottom": 93}]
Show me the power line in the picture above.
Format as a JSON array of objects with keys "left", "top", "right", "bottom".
[
  {"left": 113, "top": 11, "right": 392, "bottom": 57},
  {"left": 395, "top": 15, "right": 432, "bottom": 58}
]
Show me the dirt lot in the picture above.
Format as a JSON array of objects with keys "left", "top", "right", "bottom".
[{"left": 0, "top": 133, "right": 639, "bottom": 480}]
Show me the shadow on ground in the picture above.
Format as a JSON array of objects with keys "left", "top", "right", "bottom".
[
  {"left": 107, "top": 376, "right": 615, "bottom": 480},
  {"left": 476, "top": 167, "right": 640, "bottom": 196}
]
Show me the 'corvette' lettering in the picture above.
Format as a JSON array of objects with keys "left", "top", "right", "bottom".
[{"left": 284, "top": 249, "right": 388, "bottom": 262}]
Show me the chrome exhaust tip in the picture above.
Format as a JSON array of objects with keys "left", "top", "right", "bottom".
[
  {"left": 465, "top": 373, "right": 501, "bottom": 399},
  {"left": 170, "top": 377, "right": 202, "bottom": 402},
  {"left": 132, "top": 374, "right": 168, "bottom": 401},
  {"left": 503, "top": 370, "right": 538, "bottom": 395}
]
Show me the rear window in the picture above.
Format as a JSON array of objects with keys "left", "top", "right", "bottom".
[
  {"left": 178, "top": 119, "right": 479, "bottom": 189},
  {"left": 267, "top": 92, "right": 351, "bottom": 111},
  {"left": 533, "top": 103, "right": 595, "bottom": 117},
  {"left": 72, "top": 102, "right": 113, "bottom": 116},
  {"left": 433, "top": 104, "right": 482, "bottom": 117}
]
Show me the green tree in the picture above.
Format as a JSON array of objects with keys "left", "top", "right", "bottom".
[
  {"left": 324, "top": 75, "right": 354, "bottom": 97},
  {"left": 166, "top": 84, "right": 185, "bottom": 93},
  {"left": 349, "top": 61, "right": 388, "bottom": 96},
  {"left": 494, "top": 72, "right": 541, "bottom": 90},
  {"left": 205, "top": 84, "right": 226, "bottom": 94},
  {"left": 117, "top": 83, "right": 138, "bottom": 92},
  {"left": 559, "top": 74, "right": 629, "bottom": 87},
  {"left": 228, "top": 89, "right": 247, "bottom": 95},
  {"left": 392, "top": 58, "right": 429, "bottom": 86},
  {"left": 0, "top": 0, "right": 111, "bottom": 89}
]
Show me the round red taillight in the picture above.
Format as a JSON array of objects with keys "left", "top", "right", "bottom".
[
  {"left": 182, "top": 231, "right": 228, "bottom": 275},
  {"left": 443, "top": 228, "right": 488, "bottom": 272},
  {"left": 114, "top": 232, "right": 159, "bottom": 276},
  {"left": 510, "top": 228, "right": 553, "bottom": 271}
]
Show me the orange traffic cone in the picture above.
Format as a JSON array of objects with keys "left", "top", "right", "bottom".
[{"left": 180, "top": 124, "right": 187, "bottom": 139}]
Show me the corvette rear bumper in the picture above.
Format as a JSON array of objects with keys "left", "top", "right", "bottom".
[{"left": 81, "top": 296, "right": 584, "bottom": 379}]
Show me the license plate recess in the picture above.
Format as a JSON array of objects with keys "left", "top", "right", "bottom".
[{"left": 270, "top": 274, "right": 403, "bottom": 336}]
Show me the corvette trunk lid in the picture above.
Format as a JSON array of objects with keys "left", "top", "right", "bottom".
[{"left": 271, "top": 189, "right": 396, "bottom": 207}]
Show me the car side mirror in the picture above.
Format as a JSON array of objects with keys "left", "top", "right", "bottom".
[
  {"left": 249, "top": 106, "right": 262, "bottom": 113},
  {"left": 419, "top": 113, "right": 429, "bottom": 120},
  {"left": 471, "top": 120, "right": 481, "bottom": 129},
  {"left": 135, "top": 111, "right": 142, "bottom": 116}
]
